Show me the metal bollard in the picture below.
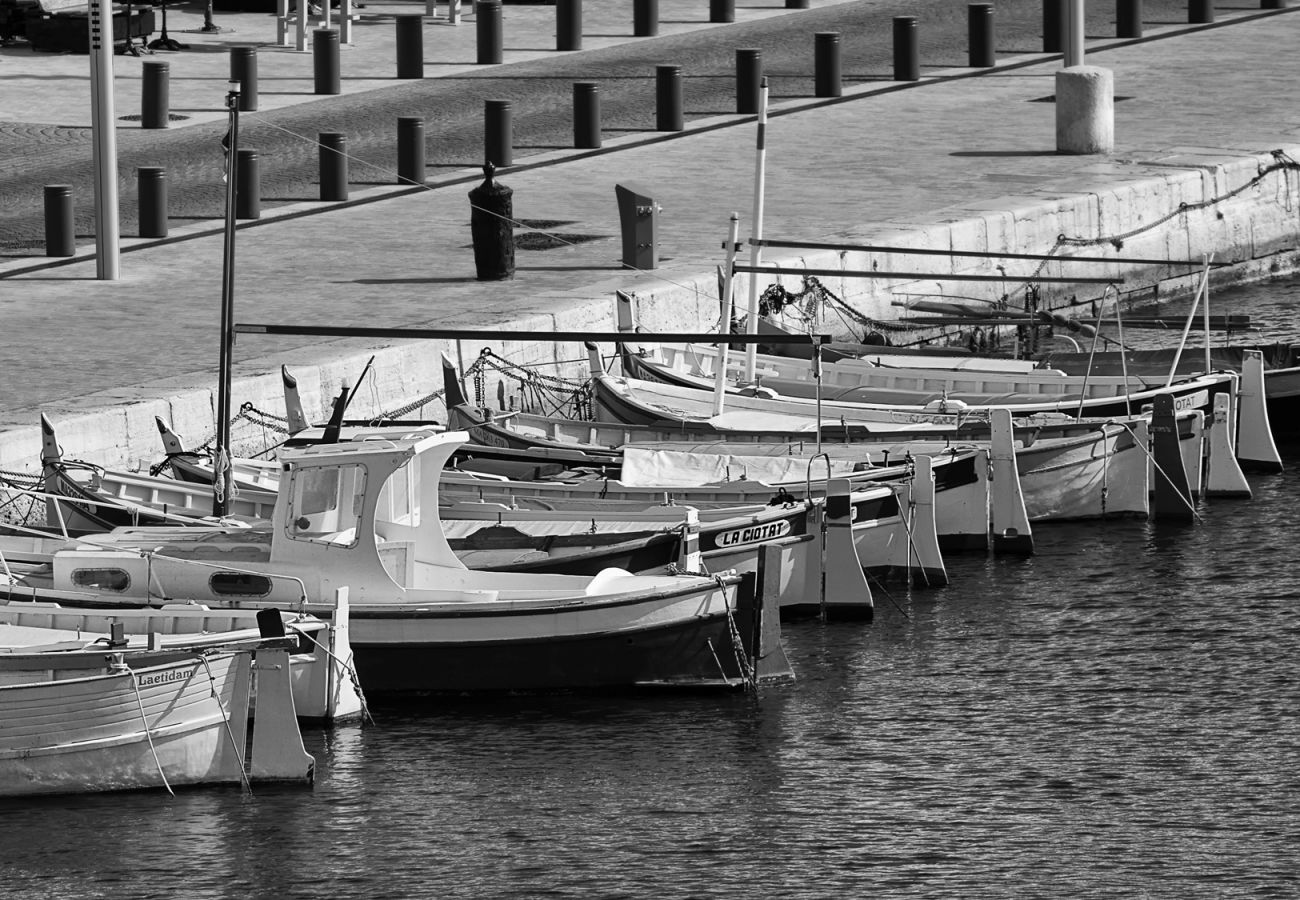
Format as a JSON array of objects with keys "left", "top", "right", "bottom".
[
  {"left": 313, "top": 29, "right": 341, "bottom": 94},
  {"left": 633, "top": 0, "right": 658, "bottom": 37},
  {"left": 396, "top": 15, "right": 424, "bottom": 78},
  {"left": 1261, "top": 0, "right": 1288, "bottom": 8},
  {"left": 893, "top": 17, "right": 919, "bottom": 81},
  {"left": 785, "top": 0, "right": 810, "bottom": 7},
  {"left": 235, "top": 149, "right": 260, "bottom": 220},
  {"left": 477, "top": 0, "right": 502, "bottom": 64},
  {"left": 1042, "top": 0, "right": 1065, "bottom": 53},
  {"left": 468, "top": 163, "right": 515, "bottom": 281},
  {"left": 1189, "top": 0, "right": 1214, "bottom": 22},
  {"left": 319, "top": 133, "right": 348, "bottom": 202},
  {"left": 230, "top": 47, "right": 258, "bottom": 112},
  {"left": 557, "top": 0, "right": 581, "bottom": 51},
  {"left": 43, "top": 185, "right": 74, "bottom": 257},
  {"left": 141, "top": 60, "right": 170, "bottom": 129},
  {"left": 736, "top": 48, "right": 762, "bottom": 114},
  {"left": 573, "top": 82, "right": 601, "bottom": 149},
  {"left": 710, "top": 0, "right": 733, "bottom": 23},
  {"left": 814, "top": 32, "right": 841, "bottom": 98},
  {"left": 1117, "top": 0, "right": 1143, "bottom": 38},
  {"left": 397, "top": 116, "right": 426, "bottom": 185},
  {"left": 656, "top": 65, "right": 683, "bottom": 131},
  {"left": 137, "top": 167, "right": 167, "bottom": 238},
  {"left": 484, "top": 99, "right": 512, "bottom": 167},
  {"left": 968, "top": 4, "right": 995, "bottom": 67}
]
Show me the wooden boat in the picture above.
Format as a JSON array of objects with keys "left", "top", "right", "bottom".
[
  {"left": 0, "top": 618, "right": 315, "bottom": 797},
  {"left": 3, "top": 431, "right": 791, "bottom": 694},
  {"left": 0, "top": 593, "right": 362, "bottom": 723}
]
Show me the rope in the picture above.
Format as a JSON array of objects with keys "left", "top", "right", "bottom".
[
  {"left": 294, "top": 626, "right": 373, "bottom": 726},
  {"left": 200, "top": 653, "right": 254, "bottom": 794},
  {"left": 1115, "top": 421, "right": 1204, "bottom": 523},
  {"left": 720, "top": 575, "right": 757, "bottom": 691},
  {"left": 126, "top": 662, "right": 175, "bottom": 796}
]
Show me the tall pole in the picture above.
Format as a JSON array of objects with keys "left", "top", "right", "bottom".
[
  {"left": 743, "top": 77, "right": 769, "bottom": 383},
  {"left": 214, "top": 81, "right": 241, "bottom": 518},
  {"left": 1065, "top": 0, "right": 1085, "bottom": 67},
  {"left": 713, "top": 213, "right": 741, "bottom": 417},
  {"left": 88, "top": 0, "right": 120, "bottom": 280}
]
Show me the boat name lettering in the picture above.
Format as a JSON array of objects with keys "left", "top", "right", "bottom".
[
  {"left": 716, "top": 521, "right": 792, "bottom": 548},
  {"left": 1173, "top": 390, "right": 1209, "bottom": 412},
  {"left": 136, "top": 667, "right": 195, "bottom": 688},
  {"left": 469, "top": 427, "right": 509, "bottom": 449}
]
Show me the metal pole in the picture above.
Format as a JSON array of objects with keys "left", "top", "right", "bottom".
[
  {"left": 1065, "top": 0, "right": 1084, "bottom": 67},
  {"left": 88, "top": 0, "right": 119, "bottom": 280},
  {"left": 714, "top": 213, "right": 741, "bottom": 417},
  {"left": 215, "top": 81, "right": 240, "bottom": 518},
  {"left": 743, "top": 78, "right": 769, "bottom": 383}
]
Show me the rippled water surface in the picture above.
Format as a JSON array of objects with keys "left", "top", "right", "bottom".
[{"left": 2, "top": 280, "right": 1298, "bottom": 899}]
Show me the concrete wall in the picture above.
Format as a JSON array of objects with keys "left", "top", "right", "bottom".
[{"left": 4, "top": 146, "right": 1298, "bottom": 477}]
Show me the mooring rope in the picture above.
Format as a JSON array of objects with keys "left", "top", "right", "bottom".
[{"left": 126, "top": 663, "right": 175, "bottom": 796}]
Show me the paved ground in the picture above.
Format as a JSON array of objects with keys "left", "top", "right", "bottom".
[{"left": 2, "top": 0, "right": 1299, "bottom": 453}]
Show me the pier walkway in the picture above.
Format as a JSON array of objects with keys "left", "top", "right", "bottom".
[{"left": 1, "top": 0, "right": 1298, "bottom": 468}]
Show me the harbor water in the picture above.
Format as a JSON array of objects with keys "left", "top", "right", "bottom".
[{"left": 1, "top": 278, "right": 1297, "bottom": 899}]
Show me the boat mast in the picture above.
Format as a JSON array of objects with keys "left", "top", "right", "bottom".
[{"left": 214, "top": 80, "right": 241, "bottom": 518}]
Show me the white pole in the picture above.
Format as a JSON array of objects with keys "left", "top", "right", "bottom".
[
  {"left": 713, "top": 213, "right": 741, "bottom": 417},
  {"left": 743, "top": 77, "right": 769, "bottom": 384},
  {"left": 1066, "top": 0, "right": 1084, "bottom": 67},
  {"left": 88, "top": 0, "right": 119, "bottom": 280},
  {"left": 1202, "top": 255, "right": 1213, "bottom": 375}
]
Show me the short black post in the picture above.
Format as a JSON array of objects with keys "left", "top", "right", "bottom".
[
  {"left": 656, "top": 64, "right": 683, "bottom": 131},
  {"left": 1261, "top": 0, "right": 1287, "bottom": 8},
  {"left": 736, "top": 48, "right": 762, "bottom": 114},
  {"left": 557, "top": 0, "right": 581, "bottom": 51},
  {"left": 43, "top": 185, "right": 74, "bottom": 257},
  {"left": 230, "top": 47, "right": 258, "bottom": 111},
  {"left": 893, "top": 17, "right": 919, "bottom": 81},
  {"left": 141, "top": 60, "right": 170, "bottom": 129},
  {"left": 710, "top": 0, "right": 734, "bottom": 23},
  {"left": 1189, "top": 0, "right": 1214, "bottom": 22},
  {"left": 313, "top": 29, "right": 341, "bottom": 95},
  {"left": 319, "top": 133, "right": 348, "bottom": 202},
  {"left": 485, "top": 99, "right": 512, "bottom": 167},
  {"left": 1117, "top": 0, "right": 1143, "bottom": 37},
  {"left": 814, "top": 32, "right": 841, "bottom": 98},
  {"left": 235, "top": 148, "right": 260, "bottom": 220},
  {"left": 1042, "top": 0, "right": 1065, "bottom": 52},
  {"left": 573, "top": 82, "right": 601, "bottom": 149},
  {"left": 477, "top": 0, "right": 503, "bottom": 64},
  {"left": 785, "top": 0, "right": 810, "bottom": 7},
  {"left": 968, "top": 4, "right": 995, "bottom": 67},
  {"left": 137, "top": 167, "right": 167, "bottom": 238},
  {"left": 397, "top": 116, "right": 426, "bottom": 185},
  {"left": 633, "top": 0, "right": 658, "bottom": 37},
  {"left": 468, "top": 163, "right": 515, "bottom": 281},
  {"left": 396, "top": 15, "right": 424, "bottom": 78}
]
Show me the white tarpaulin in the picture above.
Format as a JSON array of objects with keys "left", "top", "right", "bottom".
[{"left": 620, "top": 446, "right": 860, "bottom": 487}]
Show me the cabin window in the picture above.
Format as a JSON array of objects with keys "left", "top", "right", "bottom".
[
  {"left": 70, "top": 568, "right": 131, "bottom": 592},
  {"left": 210, "top": 572, "right": 273, "bottom": 597},
  {"left": 286, "top": 463, "right": 367, "bottom": 547},
  {"left": 376, "top": 458, "right": 420, "bottom": 528}
]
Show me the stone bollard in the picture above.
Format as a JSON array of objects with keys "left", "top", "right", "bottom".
[
  {"left": 1056, "top": 66, "right": 1113, "bottom": 155},
  {"left": 397, "top": 116, "right": 426, "bottom": 185},
  {"left": 484, "top": 99, "right": 512, "bottom": 167},
  {"left": 44, "top": 185, "right": 74, "bottom": 257},
  {"left": 235, "top": 149, "right": 261, "bottom": 219},
  {"left": 137, "top": 167, "right": 168, "bottom": 238},
  {"left": 468, "top": 163, "right": 515, "bottom": 281},
  {"left": 557, "top": 0, "right": 581, "bottom": 51},
  {"left": 142, "top": 60, "right": 170, "bottom": 129},
  {"left": 710, "top": 0, "right": 733, "bottom": 23},
  {"left": 633, "top": 0, "right": 658, "bottom": 37},
  {"left": 1117, "top": 0, "right": 1143, "bottom": 38},
  {"left": 736, "top": 49, "right": 762, "bottom": 113},
  {"left": 814, "top": 32, "right": 841, "bottom": 97},
  {"left": 477, "top": 0, "right": 502, "bottom": 64},
  {"left": 314, "top": 29, "right": 341, "bottom": 94},
  {"left": 656, "top": 65, "right": 684, "bottom": 131},
  {"left": 230, "top": 47, "right": 259, "bottom": 111},
  {"left": 1042, "top": 0, "right": 1065, "bottom": 53},
  {"left": 968, "top": 4, "right": 995, "bottom": 67},
  {"left": 573, "top": 82, "right": 601, "bottom": 149},
  {"left": 319, "top": 133, "right": 348, "bottom": 201},
  {"left": 893, "top": 17, "right": 919, "bottom": 81},
  {"left": 396, "top": 15, "right": 424, "bottom": 78}
]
